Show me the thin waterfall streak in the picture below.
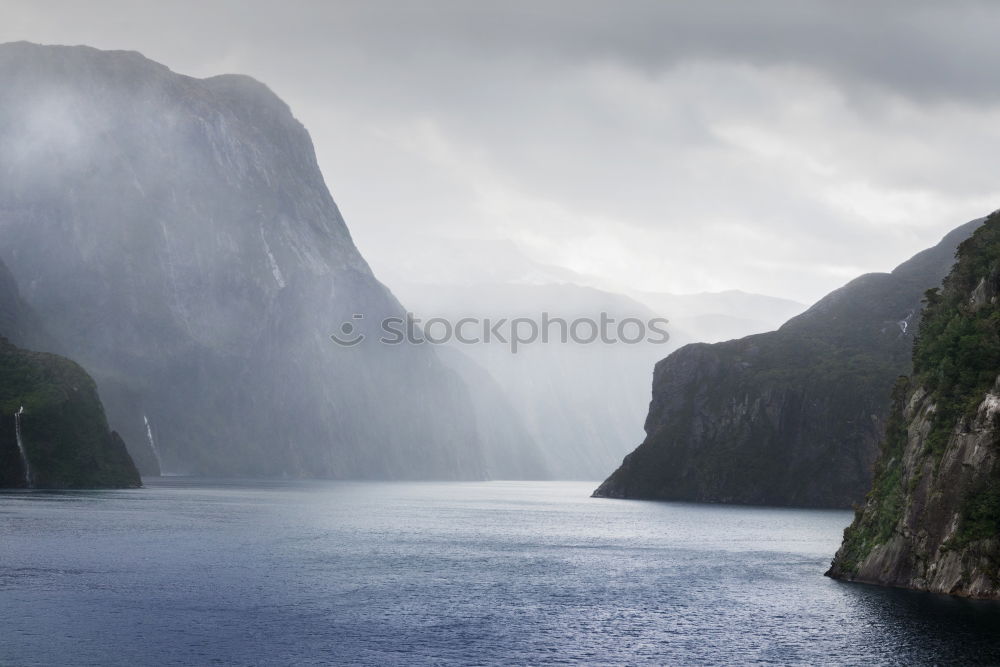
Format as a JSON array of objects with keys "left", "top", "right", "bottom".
[
  {"left": 14, "top": 406, "right": 32, "bottom": 488},
  {"left": 143, "top": 414, "right": 164, "bottom": 473}
]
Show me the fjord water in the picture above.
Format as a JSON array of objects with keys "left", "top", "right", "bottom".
[{"left": 2, "top": 481, "right": 999, "bottom": 665}]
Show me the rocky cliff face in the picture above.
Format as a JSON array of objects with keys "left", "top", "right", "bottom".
[
  {"left": 828, "top": 213, "right": 1000, "bottom": 598},
  {"left": 594, "top": 219, "right": 982, "bottom": 508},
  {"left": 0, "top": 42, "right": 534, "bottom": 479},
  {"left": 0, "top": 258, "right": 139, "bottom": 488}
]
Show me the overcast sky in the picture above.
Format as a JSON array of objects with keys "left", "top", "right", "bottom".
[{"left": 4, "top": 0, "right": 1000, "bottom": 303}]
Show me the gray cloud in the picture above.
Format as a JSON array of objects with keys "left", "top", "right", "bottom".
[{"left": 2, "top": 0, "right": 999, "bottom": 302}]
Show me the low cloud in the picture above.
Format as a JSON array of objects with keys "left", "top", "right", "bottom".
[{"left": 3, "top": 0, "right": 999, "bottom": 302}]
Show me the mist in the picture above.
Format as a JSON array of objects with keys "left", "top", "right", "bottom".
[{"left": 4, "top": 4, "right": 1000, "bottom": 664}]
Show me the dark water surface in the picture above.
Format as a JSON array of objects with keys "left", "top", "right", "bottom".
[{"left": 2, "top": 480, "right": 1000, "bottom": 665}]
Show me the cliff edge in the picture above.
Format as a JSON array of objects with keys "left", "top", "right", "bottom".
[{"left": 827, "top": 211, "right": 1000, "bottom": 598}]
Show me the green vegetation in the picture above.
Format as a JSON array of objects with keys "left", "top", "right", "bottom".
[
  {"left": 952, "top": 471, "right": 1000, "bottom": 548},
  {"left": 836, "top": 212, "right": 1000, "bottom": 572},
  {"left": 0, "top": 337, "right": 140, "bottom": 488},
  {"left": 913, "top": 214, "right": 1000, "bottom": 455},
  {"left": 913, "top": 214, "right": 1000, "bottom": 549},
  {"left": 834, "top": 377, "right": 910, "bottom": 573}
]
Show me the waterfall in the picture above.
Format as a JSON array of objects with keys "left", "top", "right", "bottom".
[
  {"left": 14, "top": 406, "right": 32, "bottom": 488},
  {"left": 143, "top": 414, "right": 164, "bottom": 473}
]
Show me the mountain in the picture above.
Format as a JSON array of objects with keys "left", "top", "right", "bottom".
[
  {"left": 0, "top": 257, "right": 139, "bottom": 488},
  {"left": 827, "top": 212, "right": 1000, "bottom": 599},
  {"left": 594, "top": 218, "right": 983, "bottom": 508},
  {"left": 0, "top": 41, "right": 529, "bottom": 479}
]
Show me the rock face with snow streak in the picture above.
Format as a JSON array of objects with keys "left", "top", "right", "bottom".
[
  {"left": 0, "top": 42, "right": 526, "bottom": 479},
  {"left": 828, "top": 213, "right": 1000, "bottom": 598},
  {"left": 594, "top": 219, "right": 982, "bottom": 508}
]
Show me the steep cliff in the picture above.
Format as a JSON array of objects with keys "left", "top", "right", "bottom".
[
  {"left": 827, "top": 212, "right": 1000, "bottom": 598},
  {"left": 0, "top": 258, "right": 139, "bottom": 488},
  {"left": 594, "top": 219, "right": 982, "bottom": 508},
  {"left": 0, "top": 42, "right": 534, "bottom": 479}
]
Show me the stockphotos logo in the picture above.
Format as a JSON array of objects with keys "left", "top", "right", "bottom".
[{"left": 331, "top": 312, "right": 670, "bottom": 354}]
